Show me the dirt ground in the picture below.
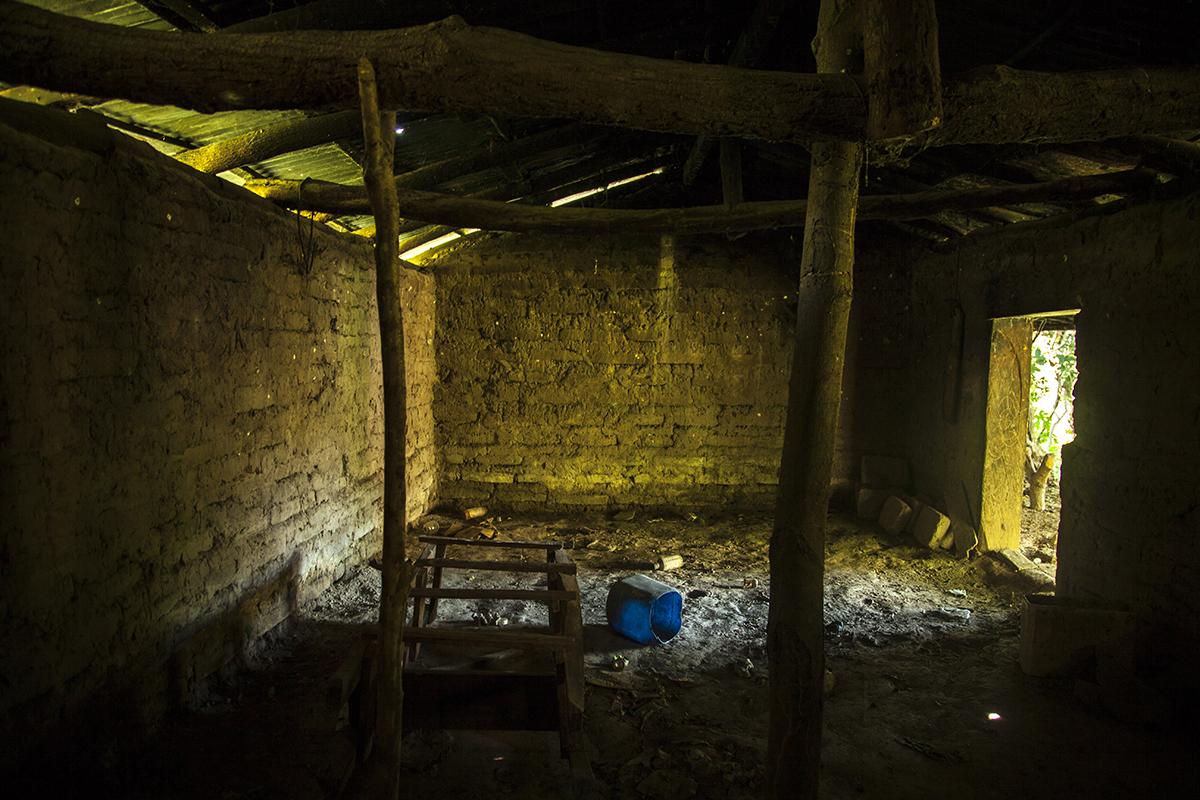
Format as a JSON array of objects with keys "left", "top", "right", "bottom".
[
  {"left": 1020, "top": 480, "right": 1061, "bottom": 572},
  {"left": 96, "top": 510, "right": 1189, "bottom": 799}
]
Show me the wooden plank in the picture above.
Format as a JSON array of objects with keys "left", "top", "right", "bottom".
[
  {"left": 409, "top": 587, "right": 577, "bottom": 602},
  {"left": 401, "top": 627, "right": 575, "bottom": 651},
  {"left": 401, "top": 669, "right": 561, "bottom": 732},
  {"left": 415, "top": 557, "right": 577, "bottom": 574},
  {"left": 425, "top": 542, "right": 448, "bottom": 625},
  {"left": 552, "top": 549, "right": 585, "bottom": 720},
  {"left": 418, "top": 534, "right": 565, "bottom": 550}
]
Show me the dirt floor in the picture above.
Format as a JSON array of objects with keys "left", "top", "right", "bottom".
[
  {"left": 92, "top": 510, "right": 1190, "bottom": 799},
  {"left": 1020, "top": 479, "right": 1061, "bottom": 573}
]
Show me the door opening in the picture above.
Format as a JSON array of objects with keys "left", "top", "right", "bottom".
[{"left": 1021, "top": 317, "right": 1078, "bottom": 577}]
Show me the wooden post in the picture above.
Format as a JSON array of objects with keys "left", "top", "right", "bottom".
[
  {"left": 356, "top": 58, "right": 408, "bottom": 800},
  {"left": 719, "top": 138, "right": 744, "bottom": 207},
  {"left": 766, "top": 1, "right": 862, "bottom": 798},
  {"left": 863, "top": 0, "right": 942, "bottom": 141}
]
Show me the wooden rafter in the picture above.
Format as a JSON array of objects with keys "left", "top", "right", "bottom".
[
  {"left": 244, "top": 169, "right": 1159, "bottom": 233},
  {"left": 3, "top": 3, "right": 1200, "bottom": 146}
]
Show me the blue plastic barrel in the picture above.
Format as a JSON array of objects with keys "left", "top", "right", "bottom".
[{"left": 606, "top": 574, "right": 683, "bottom": 644}]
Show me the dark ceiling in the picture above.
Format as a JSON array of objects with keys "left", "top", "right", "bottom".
[{"left": 6, "top": 0, "right": 1200, "bottom": 251}]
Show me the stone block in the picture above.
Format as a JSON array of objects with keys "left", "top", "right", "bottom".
[
  {"left": 860, "top": 455, "right": 910, "bottom": 489},
  {"left": 910, "top": 505, "right": 951, "bottom": 548},
  {"left": 855, "top": 487, "right": 889, "bottom": 520},
  {"left": 877, "top": 496, "right": 913, "bottom": 536}
]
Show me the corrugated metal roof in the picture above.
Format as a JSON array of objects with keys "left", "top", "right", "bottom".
[
  {"left": 19, "top": 0, "right": 173, "bottom": 30},
  {"left": 18, "top": 0, "right": 370, "bottom": 227}
]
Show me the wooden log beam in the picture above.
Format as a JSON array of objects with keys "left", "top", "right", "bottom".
[
  {"left": 356, "top": 59, "right": 408, "bottom": 800},
  {"left": 1116, "top": 135, "right": 1200, "bottom": 176},
  {"left": 5, "top": 3, "right": 1197, "bottom": 145},
  {"left": 176, "top": 109, "right": 362, "bottom": 173},
  {"left": 863, "top": 0, "right": 942, "bottom": 141},
  {"left": 245, "top": 168, "right": 1157, "bottom": 233},
  {"left": 767, "top": 1, "right": 861, "bottom": 797},
  {"left": 0, "top": 3, "right": 861, "bottom": 142}
]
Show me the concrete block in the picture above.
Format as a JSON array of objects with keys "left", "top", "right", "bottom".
[
  {"left": 877, "top": 496, "right": 913, "bottom": 536},
  {"left": 910, "top": 505, "right": 951, "bottom": 548},
  {"left": 855, "top": 487, "right": 889, "bottom": 520},
  {"left": 860, "top": 455, "right": 910, "bottom": 489}
]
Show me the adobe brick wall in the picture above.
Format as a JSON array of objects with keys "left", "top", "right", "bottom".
[
  {"left": 0, "top": 119, "right": 436, "bottom": 763},
  {"left": 902, "top": 194, "right": 1200, "bottom": 693},
  {"left": 430, "top": 230, "right": 909, "bottom": 511}
]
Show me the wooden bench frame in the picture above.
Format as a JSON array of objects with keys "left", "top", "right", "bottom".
[{"left": 331, "top": 535, "right": 592, "bottom": 795}]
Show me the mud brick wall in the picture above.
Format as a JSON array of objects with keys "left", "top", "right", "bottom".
[
  {"left": 903, "top": 194, "right": 1200, "bottom": 695},
  {"left": 0, "top": 119, "right": 436, "bottom": 764},
  {"left": 431, "top": 231, "right": 908, "bottom": 511}
]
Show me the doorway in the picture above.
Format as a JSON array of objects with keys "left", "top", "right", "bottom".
[
  {"left": 1021, "top": 317, "right": 1078, "bottom": 573},
  {"left": 980, "top": 310, "right": 1078, "bottom": 576}
]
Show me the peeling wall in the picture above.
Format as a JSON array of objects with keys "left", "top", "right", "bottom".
[
  {"left": 902, "top": 194, "right": 1200, "bottom": 691},
  {"left": 430, "top": 231, "right": 908, "bottom": 511},
  {"left": 0, "top": 120, "right": 437, "bottom": 764}
]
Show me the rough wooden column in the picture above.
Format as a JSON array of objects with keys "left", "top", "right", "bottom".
[
  {"left": 356, "top": 58, "right": 408, "bottom": 799},
  {"left": 863, "top": 0, "right": 942, "bottom": 141},
  {"left": 765, "top": 0, "right": 862, "bottom": 797}
]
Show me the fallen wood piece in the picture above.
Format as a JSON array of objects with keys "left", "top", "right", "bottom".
[
  {"left": 417, "top": 534, "right": 564, "bottom": 550},
  {"left": 408, "top": 587, "right": 577, "bottom": 601},
  {"left": 401, "top": 627, "right": 574, "bottom": 651},
  {"left": 4, "top": 3, "right": 1200, "bottom": 146},
  {"left": 414, "top": 557, "right": 577, "bottom": 574},
  {"left": 246, "top": 169, "right": 1160, "bottom": 232}
]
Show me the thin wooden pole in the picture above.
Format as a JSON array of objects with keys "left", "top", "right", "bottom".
[
  {"left": 766, "top": 0, "right": 862, "bottom": 797},
  {"left": 356, "top": 57, "right": 408, "bottom": 799}
]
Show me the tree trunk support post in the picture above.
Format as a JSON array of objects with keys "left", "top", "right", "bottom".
[
  {"left": 863, "top": 0, "right": 943, "bottom": 143},
  {"left": 357, "top": 58, "right": 408, "bottom": 800},
  {"left": 766, "top": 1, "right": 863, "bottom": 798}
]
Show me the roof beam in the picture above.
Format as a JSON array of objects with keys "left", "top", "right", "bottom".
[
  {"left": 246, "top": 168, "right": 1159, "bottom": 234},
  {"left": 5, "top": 4, "right": 1200, "bottom": 146}
]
